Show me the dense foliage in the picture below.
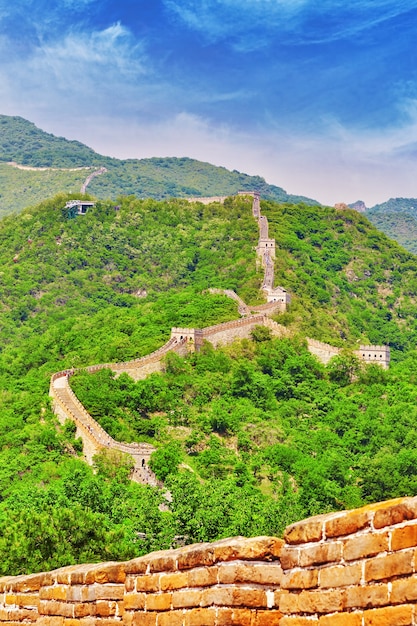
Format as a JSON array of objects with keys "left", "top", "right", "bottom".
[
  {"left": 366, "top": 198, "right": 417, "bottom": 254},
  {"left": 0, "top": 192, "right": 417, "bottom": 574}
]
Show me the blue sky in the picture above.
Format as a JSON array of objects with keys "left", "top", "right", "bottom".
[{"left": 2, "top": 0, "right": 417, "bottom": 205}]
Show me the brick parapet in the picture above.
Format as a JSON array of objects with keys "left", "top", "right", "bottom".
[{"left": 4, "top": 498, "right": 417, "bottom": 624}]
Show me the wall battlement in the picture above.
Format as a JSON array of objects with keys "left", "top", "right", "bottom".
[{"left": 2, "top": 496, "right": 417, "bottom": 625}]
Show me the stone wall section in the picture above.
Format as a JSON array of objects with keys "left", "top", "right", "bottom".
[{"left": 3, "top": 497, "right": 417, "bottom": 624}]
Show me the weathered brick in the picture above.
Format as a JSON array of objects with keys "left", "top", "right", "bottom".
[
  {"left": 158, "top": 571, "right": 188, "bottom": 591},
  {"left": 36, "top": 617, "right": 65, "bottom": 626},
  {"left": 65, "top": 586, "right": 95, "bottom": 603},
  {"left": 281, "top": 569, "right": 318, "bottom": 590},
  {"left": 97, "top": 599, "right": 121, "bottom": 617},
  {"left": 145, "top": 592, "right": 172, "bottom": 611},
  {"left": 123, "top": 558, "right": 148, "bottom": 576},
  {"left": 390, "top": 575, "right": 417, "bottom": 603},
  {"left": 172, "top": 589, "right": 203, "bottom": 609},
  {"left": 213, "top": 537, "right": 283, "bottom": 562},
  {"left": 187, "top": 567, "right": 218, "bottom": 588},
  {"left": 299, "top": 542, "right": 342, "bottom": 567},
  {"left": 279, "top": 547, "right": 299, "bottom": 570},
  {"left": 297, "top": 589, "right": 345, "bottom": 614},
  {"left": 216, "top": 607, "right": 253, "bottom": 626},
  {"left": 391, "top": 523, "right": 417, "bottom": 550},
  {"left": 319, "top": 562, "right": 362, "bottom": 589},
  {"left": 345, "top": 583, "right": 389, "bottom": 609},
  {"left": 95, "top": 584, "right": 124, "bottom": 600},
  {"left": 343, "top": 532, "right": 388, "bottom": 561},
  {"left": 135, "top": 574, "right": 160, "bottom": 593},
  {"left": 73, "top": 602, "right": 96, "bottom": 618},
  {"left": 201, "top": 587, "right": 267, "bottom": 608},
  {"left": 279, "top": 591, "right": 300, "bottom": 614},
  {"left": 365, "top": 550, "right": 413, "bottom": 582},
  {"left": 253, "top": 609, "right": 282, "bottom": 625},
  {"left": 325, "top": 510, "right": 370, "bottom": 539},
  {"left": 178, "top": 545, "right": 215, "bottom": 570},
  {"left": 184, "top": 607, "right": 216, "bottom": 625},
  {"left": 218, "top": 562, "right": 282, "bottom": 585},
  {"left": 131, "top": 612, "right": 157, "bottom": 626},
  {"left": 39, "top": 600, "right": 74, "bottom": 618},
  {"left": 93, "top": 564, "right": 126, "bottom": 584},
  {"left": 284, "top": 517, "right": 324, "bottom": 545},
  {"left": 148, "top": 554, "right": 176, "bottom": 574},
  {"left": 363, "top": 604, "right": 414, "bottom": 625},
  {"left": 319, "top": 613, "right": 362, "bottom": 626},
  {"left": 373, "top": 498, "right": 417, "bottom": 529},
  {"left": 157, "top": 610, "right": 184, "bottom": 626},
  {"left": 12, "top": 573, "right": 45, "bottom": 593},
  {"left": 123, "top": 591, "right": 146, "bottom": 610},
  {"left": 125, "top": 576, "right": 135, "bottom": 593}
]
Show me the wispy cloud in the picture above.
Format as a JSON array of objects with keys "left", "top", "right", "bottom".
[{"left": 163, "top": 0, "right": 417, "bottom": 47}]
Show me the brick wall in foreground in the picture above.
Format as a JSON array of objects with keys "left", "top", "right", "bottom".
[{"left": 2, "top": 496, "right": 417, "bottom": 625}]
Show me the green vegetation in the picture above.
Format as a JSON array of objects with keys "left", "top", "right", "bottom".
[
  {"left": 0, "top": 192, "right": 417, "bottom": 574},
  {"left": 366, "top": 198, "right": 417, "bottom": 254},
  {"left": 0, "top": 115, "right": 317, "bottom": 216}
]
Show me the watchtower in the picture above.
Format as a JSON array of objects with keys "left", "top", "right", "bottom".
[{"left": 358, "top": 345, "right": 390, "bottom": 369}]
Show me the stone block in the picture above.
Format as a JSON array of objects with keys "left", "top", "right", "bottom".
[
  {"left": 281, "top": 568, "right": 318, "bottom": 590},
  {"left": 345, "top": 583, "right": 389, "bottom": 609},
  {"left": 319, "top": 562, "right": 362, "bottom": 589},
  {"left": 299, "top": 542, "right": 342, "bottom": 567},
  {"left": 135, "top": 574, "right": 160, "bottom": 593},
  {"left": 123, "top": 592, "right": 146, "bottom": 610},
  {"left": 159, "top": 571, "right": 189, "bottom": 591},
  {"left": 184, "top": 607, "right": 216, "bottom": 625},
  {"left": 216, "top": 607, "right": 253, "bottom": 625},
  {"left": 365, "top": 550, "right": 414, "bottom": 582},
  {"left": 284, "top": 516, "right": 325, "bottom": 545},
  {"left": 187, "top": 567, "right": 218, "bottom": 588},
  {"left": 145, "top": 592, "right": 172, "bottom": 611},
  {"left": 319, "top": 613, "right": 363, "bottom": 625},
  {"left": 217, "top": 562, "right": 282, "bottom": 585},
  {"left": 297, "top": 589, "right": 345, "bottom": 614},
  {"left": 391, "top": 523, "right": 417, "bottom": 550},
  {"left": 343, "top": 532, "right": 388, "bottom": 561},
  {"left": 391, "top": 575, "right": 417, "bottom": 603},
  {"left": 373, "top": 498, "right": 417, "bottom": 529},
  {"left": 363, "top": 604, "right": 414, "bottom": 625},
  {"left": 201, "top": 587, "right": 267, "bottom": 608},
  {"left": 325, "top": 510, "right": 370, "bottom": 538},
  {"left": 172, "top": 589, "right": 203, "bottom": 609}
]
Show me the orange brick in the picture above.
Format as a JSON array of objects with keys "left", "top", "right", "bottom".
[
  {"left": 202, "top": 587, "right": 266, "bottom": 608},
  {"left": 253, "top": 609, "right": 282, "bottom": 625},
  {"left": 66, "top": 586, "right": 95, "bottom": 602},
  {"left": 345, "top": 583, "right": 389, "bottom": 609},
  {"left": 212, "top": 537, "right": 283, "bottom": 563},
  {"left": 319, "top": 563, "right": 362, "bottom": 588},
  {"left": 125, "top": 576, "right": 135, "bottom": 592},
  {"left": 184, "top": 607, "right": 216, "bottom": 625},
  {"left": 124, "top": 558, "right": 148, "bottom": 576},
  {"left": 149, "top": 554, "right": 176, "bottom": 573},
  {"left": 95, "top": 600, "right": 117, "bottom": 617},
  {"left": 298, "top": 589, "right": 345, "bottom": 614},
  {"left": 391, "top": 575, "right": 417, "bottom": 603},
  {"left": 299, "top": 542, "right": 342, "bottom": 567},
  {"left": 216, "top": 607, "right": 253, "bottom": 625},
  {"left": 93, "top": 564, "right": 126, "bottom": 584},
  {"left": 365, "top": 550, "right": 413, "bottom": 582},
  {"left": 373, "top": 499, "right": 417, "bottom": 529},
  {"left": 319, "top": 612, "right": 362, "bottom": 626},
  {"left": 131, "top": 612, "right": 157, "bottom": 626},
  {"left": 123, "top": 592, "right": 146, "bottom": 610},
  {"left": 95, "top": 584, "right": 124, "bottom": 600},
  {"left": 285, "top": 516, "right": 324, "bottom": 545},
  {"left": 39, "top": 600, "right": 74, "bottom": 618},
  {"left": 187, "top": 567, "right": 218, "bottom": 588},
  {"left": 325, "top": 510, "right": 370, "bottom": 539},
  {"left": 145, "top": 592, "right": 172, "bottom": 611},
  {"left": 135, "top": 574, "right": 160, "bottom": 593},
  {"left": 157, "top": 610, "right": 184, "bottom": 626},
  {"left": 391, "top": 523, "right": 417, "bottom": 550},
  {"left": 280, "top": 546, "right": 300, "bottom": 570},
  {"left": 178, "top": 544, "right": 215, "bottom": 570},
  {"left": 160, "top": 571, "right": 188, "bottom": 591},
  {"left": 73, "top": 602, "right": 96, "bottom": 618},
  {"left": 172, "top": 589, "right": 203, "bottom": 609},
  {"left": 279, "top": 590, "right": 300, "bottom": 614},
  {"left": 343, "top": 532, "right": 388, "bottom": 561},
  {"left": 36, "top": 617, "right": 65, "bottom": 626},
  {"left": 218, "top": 562, "right": 282, "bottom": 585},
  {"left": 281, "top": 569, "right": 318, "bottom": 590},
  {"left": 364, "top": 604, "right": 414, "bottom": 625},
  {"left": 39, "top": 587, "right": 69, "bottom": 601}
]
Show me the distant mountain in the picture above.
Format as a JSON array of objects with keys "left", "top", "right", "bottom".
[
  {"left": 365, "top": 198, "right": 417, "bottom": 254},
  {"left": 0, "top": 115, "right": 319, "bottom": 215}
]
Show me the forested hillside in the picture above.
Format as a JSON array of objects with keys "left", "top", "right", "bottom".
[
  {"left": 0, "top": 115, "right": 316, "bottom": 215},
  {"left": 1, "top": 193, "right": 417, "bottom": 575},
  {"left": 366, "top": 198, "right": 417, "bottom": 254}
]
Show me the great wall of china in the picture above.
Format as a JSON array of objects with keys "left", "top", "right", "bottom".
[
  {"left": 49, "top": 193, "right": 390, "bottom": 486},
  {"left": 2, "top": 495, "right": 417, "bottom": 625},
  {"left": 0, "top": 194, "right": 405, "bottom": 625}
]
